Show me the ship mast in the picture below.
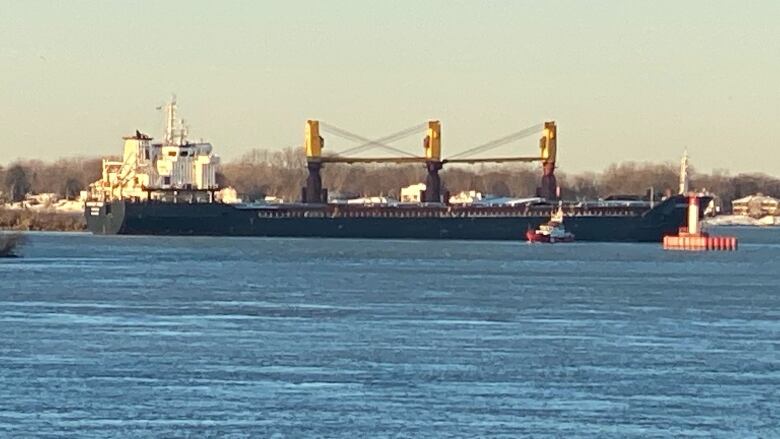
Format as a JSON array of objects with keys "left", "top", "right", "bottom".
[
  {"left": 163, "top": 95, "right": 177, "bottom": 145},
  {"left": 162, "top": 94, "right": 188, "bottom": 146},
  {"left": 679, "top": 150, "right": 689, "bottom": 195}
]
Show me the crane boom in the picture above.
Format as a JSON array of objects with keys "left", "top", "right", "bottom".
[
  {"left": 443, "top": 157, "right": 541, "bottom": 164},
  {"left": 320, "top": 156, "right": 427, "bottom": 164},
  {"left": 443, "top": 121, "right": 556, "bottom": 165},
  {"left": 302, "top": 119, "right": 559, "bottom": 204},
  {"left": 302, "top": 120, "right": 439, "bottom": 203}
]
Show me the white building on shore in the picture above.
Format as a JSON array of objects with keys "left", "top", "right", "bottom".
[
  {"left": 731, "top": 194, "right": 780, "bottom": 218},
  {"left": 400, "top": 183, "right": 427, "bottom": 203}
]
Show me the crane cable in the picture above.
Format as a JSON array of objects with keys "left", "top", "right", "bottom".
[
  {"left": 320, "top": 122, "right": 427, "bottom": 158},
  {"left": 445, "top": 123, "right": 544, "bottom": 160},
  {"left": 321, "top": 122, "right": 424, "bottom": 157}
]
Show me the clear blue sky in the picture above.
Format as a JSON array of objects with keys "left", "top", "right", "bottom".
[{"left": 1, "top": 0, "right": 778, "bottom": 174}]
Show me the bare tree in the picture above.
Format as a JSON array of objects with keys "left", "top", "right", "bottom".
[{"left": 4, "top": 165, "right": 31, "bottom": 202}]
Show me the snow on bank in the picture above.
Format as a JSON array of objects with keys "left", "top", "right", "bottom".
[
  {"left": 703, "top": 215, "right": 779, "bottom": 227},
  {"left": 1, "top": 199, "right": 84, "bottom": 214}
]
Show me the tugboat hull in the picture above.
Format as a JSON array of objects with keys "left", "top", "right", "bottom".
[{"left": 525, "top": 229, "right": 575, "bottom": 243}]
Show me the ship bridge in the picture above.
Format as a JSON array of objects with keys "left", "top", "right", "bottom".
[{"left": 88, "top": 96, "right": 220, "bottom": 202}]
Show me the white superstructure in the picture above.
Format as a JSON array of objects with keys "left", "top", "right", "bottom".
[{"left": 89, "top": 96, "right": 220, "bottom": 201}]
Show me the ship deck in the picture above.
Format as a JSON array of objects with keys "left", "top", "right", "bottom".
[{"left": 232, "top": 201, "right": 654, "bottom": 219}]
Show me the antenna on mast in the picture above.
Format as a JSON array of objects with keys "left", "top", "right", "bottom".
[
  {"left": 180, "top": 119, "right": 189, "bottom": 145},
  {"left": 163, "top": 94, "right": 177, "bottom": 145},
  {"left": 158, "top": 94, "right": 189, "bottom": 145}
]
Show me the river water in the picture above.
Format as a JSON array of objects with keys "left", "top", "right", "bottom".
[{"left": 1, "top": 228, "right": 779, "bottom": 437}]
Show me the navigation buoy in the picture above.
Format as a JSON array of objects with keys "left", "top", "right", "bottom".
[{"left": 662, "top": 194, "right": 737, "bottom": 251}]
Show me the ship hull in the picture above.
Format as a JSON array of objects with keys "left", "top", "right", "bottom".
[{"left": 85, "top": 195, "right": 705, "bottom": 242}]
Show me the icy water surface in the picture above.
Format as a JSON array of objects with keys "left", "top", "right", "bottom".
[{"left": 1, "top": 228, "right": 779, "bottom": 437}]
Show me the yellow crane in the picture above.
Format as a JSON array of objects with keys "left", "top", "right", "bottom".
[
  {"left": 302, "top": 120, "right": 557, "bottom": 203},
  {"left": 442, "top": 121, "right": 557, "bottom": 199}
]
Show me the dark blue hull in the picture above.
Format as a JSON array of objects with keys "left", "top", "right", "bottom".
[{"left": 85, "top": 195, "right": 706, "bottom": 242}]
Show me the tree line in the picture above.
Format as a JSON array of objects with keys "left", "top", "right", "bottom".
[
  {"left": 218, "top": 148, "right": 780, "bottom": 212},
  {"left": 2, "top": 148, "right": 779, "bottom": 213},
  {"left": 1, "top": 158, "right": 103, "bottom": 203}
]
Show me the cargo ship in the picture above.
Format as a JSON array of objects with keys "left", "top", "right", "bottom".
[{"left": 85, "top": 98, "right": 710, "bottom": 242}]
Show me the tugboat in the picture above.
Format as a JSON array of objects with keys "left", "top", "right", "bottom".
[{"left": 526, "top": 205, "right": 575, "bottom": 243}]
